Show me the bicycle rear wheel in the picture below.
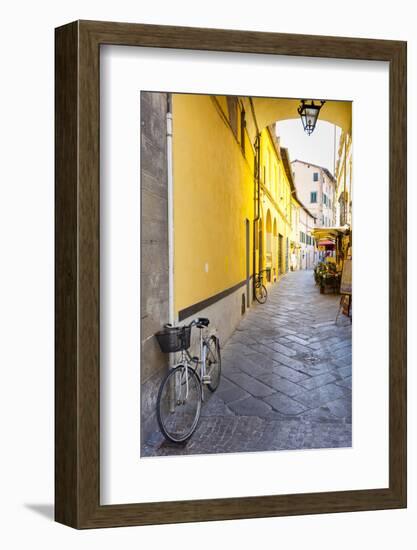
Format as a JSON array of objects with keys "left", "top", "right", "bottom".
[
  {"left": 157, "top": 365, "right": 202, "bottom": 443},
  {"left": 255, "top": 284, "right": 267, "bottom": 304},
  {"left": 205, "top": 336, "right": 221, "bottom": 392}
]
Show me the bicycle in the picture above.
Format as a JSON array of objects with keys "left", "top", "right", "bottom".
[
  {"left": 154, "top": 318, "right": 221, "bottom": 443},
  {"left": 254, "top": 270, "right": 268, "bottom": 304}
]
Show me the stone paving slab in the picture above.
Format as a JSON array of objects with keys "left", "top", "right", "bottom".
[
  {"left": 199, "top": 394, "right": 236, "bottom": 417},
  {"left": 223, "top": 371, "right": 275, "bottom": 398},
  {"left": 301, "top": 406, "right": 342, "bottom": 423},
  {"left": 255, "top": 373, "right": 306, "bottom": 397},
  {"left": 292, "top": 383, "right": 348, "bottom": 409},
  {"left": 237, "top": 356, "right": 273, "bottom": 378},
  {"left": 274, "top": 353, "right": 308, "bottom": 371},
  {"left": 285, "top": 334, "right": 311, "bottom": 346},
  {"left": 216, "top": 384, "right": 250, "bottom": 404},
  {"left": 270, "top": 363, "right": 311, "bottom": 384},
  {"left": 299, "top": 372, "right": 338, "bottom": 390},
  {"left": 227, "top": 396, "right": 275, "bottom": 418},
  {"left": 335, "top": 376, "right": 352, "bottom": 390},
  {"left": 143, "top": 270, "right": 352, "bottom": 457},
  {"left": 334, "top": 365, "right": 352, "bottom": 378},
  {"left": 264, "top": 392, "right": 308, "bottom": 415},
  {"left": 324, "top": 398, "right": 352, "bottom": 420},
  {"left": 255, "top": 341, "right": 298, "bottom": 357}
]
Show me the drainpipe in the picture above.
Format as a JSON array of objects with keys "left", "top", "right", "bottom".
[
  {"left": 166, "top": 94, "right": 175, "bottom": 329},
  {"left": 343, "top": 133, "right": 347, "bottom": 225},
  {"left": 249, "top": 98, "right": 261, "bottom": 302},
  {"left": 252, "top": 133, "right": 261, "bottom": 300}
]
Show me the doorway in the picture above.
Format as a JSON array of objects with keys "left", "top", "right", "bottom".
[
  {"left": 278, "top": 233, "right": 283, "bottom": 275},
  {"left": 245, "top": 219, "right": 250, "bottom": 307}
]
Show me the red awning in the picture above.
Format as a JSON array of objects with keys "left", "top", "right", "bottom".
[{"left": 318, "top": 240, "right": 335, "bottom": 246}]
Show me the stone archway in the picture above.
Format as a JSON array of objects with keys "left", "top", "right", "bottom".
[
  {"left": 243, "top": 97, "right": 352, "bottom": 145},
  {"left": 265, "top": 210, "right": 272, "bottom": 281},
  {"left": 273, "top": 218, "right": 278, "bottom": 281}
]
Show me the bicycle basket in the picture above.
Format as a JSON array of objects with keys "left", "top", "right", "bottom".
[{"left": 155, "top": 325, "right": 191, "bottom": 353}]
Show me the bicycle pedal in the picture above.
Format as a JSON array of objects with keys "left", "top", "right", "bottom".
[{"left": 202, "top": 375, "right": 211, "bottom": 384}]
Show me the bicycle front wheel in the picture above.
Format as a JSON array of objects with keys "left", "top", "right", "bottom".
[
  {"left": 255, "top": 284, "right": 268, "bottom": 304},
  {"left": 205, "top": 336, "right": 221, "bottom": 392},
  {"left": 157, "top": 365, "right": 202, "bottom": 443}
]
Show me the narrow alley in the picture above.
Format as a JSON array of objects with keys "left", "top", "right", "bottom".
[{"left": 143, "top": 270, "right": 352, "bottom": 456}]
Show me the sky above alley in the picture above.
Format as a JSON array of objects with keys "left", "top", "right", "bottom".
[{"left": 276, "top": 119, "right": 342, "bottom": 176}]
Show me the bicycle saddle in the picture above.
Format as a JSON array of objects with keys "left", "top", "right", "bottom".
[{"left": 196, "top": 317, "right": 209, "bottom": 327}]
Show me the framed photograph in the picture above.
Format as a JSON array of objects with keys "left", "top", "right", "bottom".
[{"left": 55, "top": 20, "right": 406, "bottom": 528}]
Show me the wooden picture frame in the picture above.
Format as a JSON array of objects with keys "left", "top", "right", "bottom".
[{"left": 55, "top": 20, "right": 407, "bottom": 528}]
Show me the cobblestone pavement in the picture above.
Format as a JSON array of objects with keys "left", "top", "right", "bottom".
[{"left": 143, "top": 270, "right": 352, "bottom": 456}]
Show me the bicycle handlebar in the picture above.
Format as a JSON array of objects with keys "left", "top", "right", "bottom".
[
  {"left": 166, "top": 317, "right": 210, "bottom": 330},
  {"left": 191, "top": 317, "right": 210, "bottom": 328}
]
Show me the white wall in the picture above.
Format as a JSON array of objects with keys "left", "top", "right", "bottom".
[{"left": 0, "top": 1, "right": 415, "bottom": 548}]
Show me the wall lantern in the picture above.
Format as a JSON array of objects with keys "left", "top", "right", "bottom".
[{"left": 297, "top": 99, "right": 326, "bottom": 136}]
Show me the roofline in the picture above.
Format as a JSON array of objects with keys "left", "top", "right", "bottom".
[
  {"left": 291, "top": 159, "right": 335, "bottom": 182},
  {"left": 281, "top": 148, "right": 316, "bottom": 220},
  {"left": 264, "top": 130, "right": 317, "bottom": 221},
  {"left": 280, "top": 147, "right": 296, "bottom": 194},
  {"left": 292, "top": 196, "right": 317, "bottom": 221}
]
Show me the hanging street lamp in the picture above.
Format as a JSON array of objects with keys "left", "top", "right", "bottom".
[{"left": 297, "top": 99, "right": 326, "bottom": 136}]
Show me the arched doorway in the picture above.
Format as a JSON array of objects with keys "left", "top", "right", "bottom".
[
  {"left": 265, "top": 210, "right": 272, "bottom": 282},
  {"left": 273, "top": 218, "right": 278, "bottom": 281}
]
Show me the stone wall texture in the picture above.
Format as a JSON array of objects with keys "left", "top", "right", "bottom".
[{"left": 140, "top": 92, "right": 169, "bottom": 445}]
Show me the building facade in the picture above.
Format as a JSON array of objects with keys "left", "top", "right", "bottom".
[
  {"left": 298, "top": 204, "right": 316, "bottom": 269},
  {"left": 292, "top": 160, "right": 336, "bottom": 228},
  {"left": 335, "top": 131, "right": 352, "bottom": 227},
  {"left": 258, "top": 129, "right": 294, "bottom": 284}
]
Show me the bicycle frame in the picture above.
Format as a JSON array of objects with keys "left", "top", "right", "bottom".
[
  {"left": 255, "top": 268, "right": 270, "bottom": 285},
  {"left": 171, "top": 325, "right": 216, "bottom": 402},
  {"left": 255, "top": 274, "right": 263, "bottom": 286}
]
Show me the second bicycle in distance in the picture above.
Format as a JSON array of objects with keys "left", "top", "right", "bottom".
[{"left": 254, "top": 270, "right": 268, "bottom": 304}]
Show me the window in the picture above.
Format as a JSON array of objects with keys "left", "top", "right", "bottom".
[
  {"left": 323, "top": 193, "right": 327, "bottom": 205},
  {"left": 310, "top": 191, "right": 317, "bottom": 203},
  {"left": 274, "top": 165, "right": 278, "bottom": 198},
  {"left": 267, "top": 149, "right": 271, "bottom": 187},
  {"left": 313, "top": 172, "right": 319, "bottom": 181}
]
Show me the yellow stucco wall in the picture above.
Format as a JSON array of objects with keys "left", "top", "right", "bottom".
[
  {"left": 172, "top": 94, "right": 255, "bottom": 315},
  {"left": 258, "top": 127, "right": 292, "bottom": 279},
  {"left": 172, "top": 95, "right": 307, "bottom": 316},
  {"left": 336, "top": 132, "right": 353, "bottom": 226}
]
